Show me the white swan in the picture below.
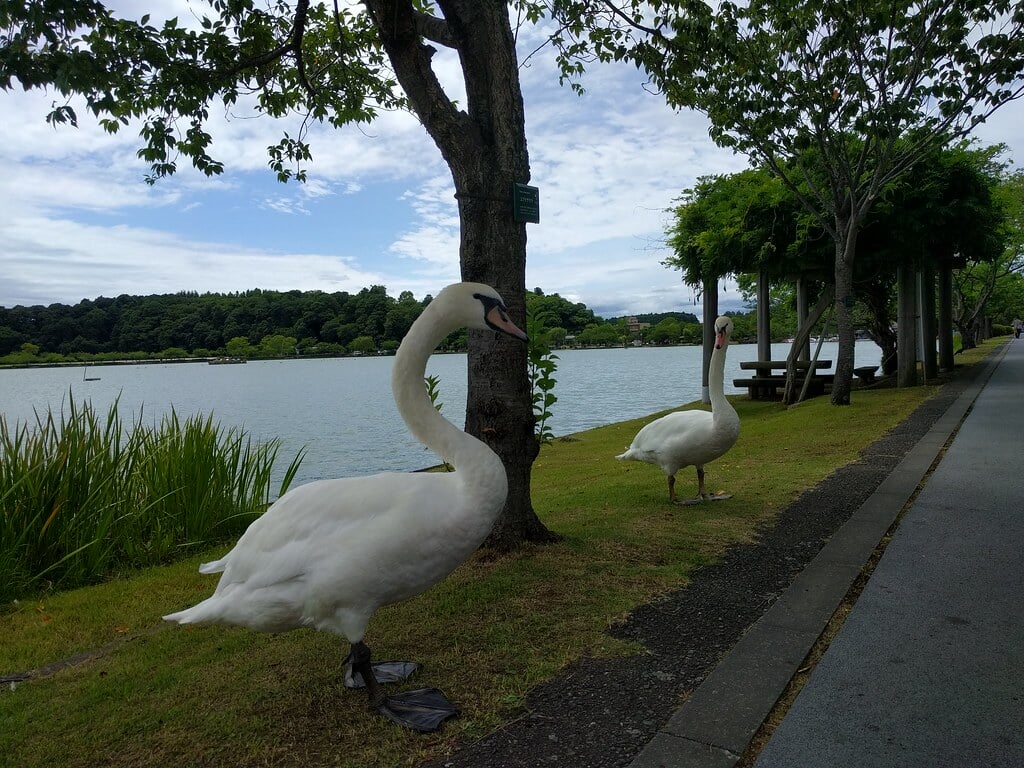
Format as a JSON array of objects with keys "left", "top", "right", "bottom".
[
  {"left": 616, "top": 316, "right": 740, "bottom": 505},
  {"left": 164, "top": 282, "right": 527, "bottom": 732}
]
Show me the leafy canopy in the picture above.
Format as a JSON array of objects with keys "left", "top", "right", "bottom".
[
  {"left": 653, "top": 0, "right": 1024, "bottom": 232},
  {"left": 0, "top": 0, "right": 400, "bottom": 182}
]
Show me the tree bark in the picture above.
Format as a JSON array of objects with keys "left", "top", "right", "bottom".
[{"left": 366, "top": 0, "right": 555, "bottom": 550}]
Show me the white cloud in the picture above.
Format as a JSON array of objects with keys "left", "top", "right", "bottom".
[
  {"left": 0, "top": 2, "right": 1021, "bottom": 321},
  {"left": 1, "top": 214, "right": 387, "bottom": 306}
]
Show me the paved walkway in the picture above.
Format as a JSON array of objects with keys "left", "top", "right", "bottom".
[{"left": 629, "top": 339, "right": 1024, "bottom": 768}]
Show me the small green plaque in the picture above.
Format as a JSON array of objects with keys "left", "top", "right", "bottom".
[{"left": 513, "top": 183, "right": 540, "bottom": 223}]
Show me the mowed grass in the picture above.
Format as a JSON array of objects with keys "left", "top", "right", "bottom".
[{"left": 0, "top": 344, "right": 999, "bottom": 768}]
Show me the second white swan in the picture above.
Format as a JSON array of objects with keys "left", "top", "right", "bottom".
[{"left": 616, "top": 315, "right": 740, "bottom": 505}]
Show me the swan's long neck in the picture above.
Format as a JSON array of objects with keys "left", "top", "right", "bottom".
[
  {"left": 708, "top": 341, "right": 738, "bottom": 424},
  {"left": 391, "top": 303, "right": 503, "bottom": 483}
]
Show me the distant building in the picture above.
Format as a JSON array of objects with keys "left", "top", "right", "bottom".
[{"left": 626, "top": 317, "right": 651, "bottom": 337}]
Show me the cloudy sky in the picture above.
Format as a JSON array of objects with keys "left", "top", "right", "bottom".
[{"left": 1, "top": 4, "right": 1021, "bottom": 319}]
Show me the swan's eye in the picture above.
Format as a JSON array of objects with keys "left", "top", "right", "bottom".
[{"left": 473, "top": 292, "right": 503, "bottom": 317}]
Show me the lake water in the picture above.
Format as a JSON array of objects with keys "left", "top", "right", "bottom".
[{"left": 0, "top": 342, "right": 880, "bottom": 488}]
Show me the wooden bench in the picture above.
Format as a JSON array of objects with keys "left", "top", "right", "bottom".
[
  {"left": 738, "top": 359, "right": 833, "bottom": 374},
  {"left": 734, "top": 360, "right": 833, "bottom": 400}
]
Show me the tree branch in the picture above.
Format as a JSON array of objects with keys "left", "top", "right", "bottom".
[{"left": 413, "top": 9, "right": 456, "bottom": 49}]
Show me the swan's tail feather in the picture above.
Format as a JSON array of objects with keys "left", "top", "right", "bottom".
[
  {"left": 163, "top": 608, "right": 194, "bottom": 624},
  {"left": 164, "top": 598, "right": 219, "bottom": 625},
  {"left": 198, "top": 557, "right": 227, "bottom": 574},
  {"left": 616, "top": 448, "right": 637, "bottom": 461}
]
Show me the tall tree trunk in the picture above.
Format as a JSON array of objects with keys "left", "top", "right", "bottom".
[
  {"left": 366, "top": 0, "right": 555, "bottom": 550},
  {"left": 830, "top": 221, "right": 857, "bottom": 405}
]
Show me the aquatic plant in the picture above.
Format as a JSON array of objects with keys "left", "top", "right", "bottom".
[{"left": 0, "top": 394, "right": 303, "bottom": 602}]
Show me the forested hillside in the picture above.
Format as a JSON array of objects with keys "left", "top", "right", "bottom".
[
  {"left": 606, "top": 311, "right": 700, "bottom": 326},
  {"left": 0, "top": 286, "right": 603, "bottom": 359}
]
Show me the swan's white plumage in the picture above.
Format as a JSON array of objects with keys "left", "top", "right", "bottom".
[
  {"left": 164, "top": 282, "right": 525, "bottom": 645},
  {"left": 617, "top": 316, "right": 740, "bottom": 503}
]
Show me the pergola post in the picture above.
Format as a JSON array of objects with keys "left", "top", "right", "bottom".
[
  {"left": 937, "top": 261, "right": 955, "bottom": 371},
  {"left": 919, "top": 267, "right": 937, "bottom": 382},
  {"left": 897, "top": 266, "right": 918, "bottom": 387},
  {"left": 757, "top": 270, "right": 771, "bottom": 362},
  {"left": 702, "top": 277, "right": 719, "bottom": 405},
  {"left": 795, "top": 277, "right": 810, "bottom": 362}
]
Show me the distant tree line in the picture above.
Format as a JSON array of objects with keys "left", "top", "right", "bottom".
[
  {"left": 0, "top": 286, "right": 642, "bottom": 362},
  {"left": 1, "top": 279, "right": 830, "bottom": 366},
  {"left": 10, "top": 276, "right": 944, "bottom": 366}
]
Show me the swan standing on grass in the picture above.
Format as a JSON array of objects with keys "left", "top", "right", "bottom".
[
  {"left": 164, "top": 282, "right": 528, "bottom": 732},
  {"left": 616, "top": 316, "right": 740, "bottom": 505}
]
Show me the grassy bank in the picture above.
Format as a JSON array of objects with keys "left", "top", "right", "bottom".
[{"left": 0, "top": 343, "right": 998, "bottom": 768}]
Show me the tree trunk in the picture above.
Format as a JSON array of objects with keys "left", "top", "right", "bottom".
[
  {"left": 830, "top": 222, "right": 857, "bottom": 405},
  {"left": 366, "top": 0, "right": 555, "bottom": 550}
]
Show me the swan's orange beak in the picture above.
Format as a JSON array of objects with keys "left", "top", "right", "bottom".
[
  {"left": 715, "top": 329, "right": 727, "bottom": 349},
  {"left": 486, "top": 304, "right": 529, "bottom": 342}
]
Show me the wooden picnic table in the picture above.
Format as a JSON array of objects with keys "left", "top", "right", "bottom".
[
  {"left": 734, "top": 359, "right": 834, "bottom": 400},
  {"left": 738, "top": 359, "right": 833, "bottom": 373}
]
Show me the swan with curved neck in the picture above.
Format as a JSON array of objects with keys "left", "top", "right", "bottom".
[
  {"left": 164, "top": 282, "right": 527, "bottom": 731},
  {"left": 616, "top": 315, "right": 740, "bottom": 505}
]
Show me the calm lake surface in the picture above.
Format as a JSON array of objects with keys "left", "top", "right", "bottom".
[{"left": 0, "top": 342, "right": 880, "bottom": 489}]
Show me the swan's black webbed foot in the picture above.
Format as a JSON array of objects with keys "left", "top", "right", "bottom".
[
  {"left": 343, "top": 660, "right": 419, "bottom": 688},
  {"left": 376, "top": 687, "right": 459, "bottom": 732},
  {"left": 675, "top": 492, "right": 733, "bottom": 506},
  {"left": 344, "top": 641, "right": 459, "bottom": 731}
]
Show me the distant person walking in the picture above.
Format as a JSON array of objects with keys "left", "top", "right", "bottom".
[{"left": 1014, "top": 318, "right": 1022, "bottom": 339}]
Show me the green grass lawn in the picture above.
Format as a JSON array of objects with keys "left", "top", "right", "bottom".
[{"left": 0, "top": 344, "right": 998, "bottom": 768}]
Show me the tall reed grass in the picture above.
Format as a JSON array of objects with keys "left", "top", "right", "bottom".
[{"left": 0, "top": 394, "right": 303, "bottom": 603}]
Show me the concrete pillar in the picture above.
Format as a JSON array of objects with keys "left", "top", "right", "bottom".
[
  {"left": 757, "top": 271, "right": 771, "bottom": 362},
  {"left": 937, "top": 262, "right": 955, "bottom": 371},
  {"left": 795, "top": 277, "right": 810, "bottom": 362},
  {"left": 919, "top": 267, "right": 937, "bottom": 382},
  {"left": 897, "top": 266, "right": 918, "bottom": 387},
  {"left": 703, "top": 277, "right": 719, "bottom": 404}
]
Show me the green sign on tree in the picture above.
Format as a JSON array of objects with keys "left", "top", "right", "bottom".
[{"left": 513, "top": 183, "right": 540, "bottom": 223}]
